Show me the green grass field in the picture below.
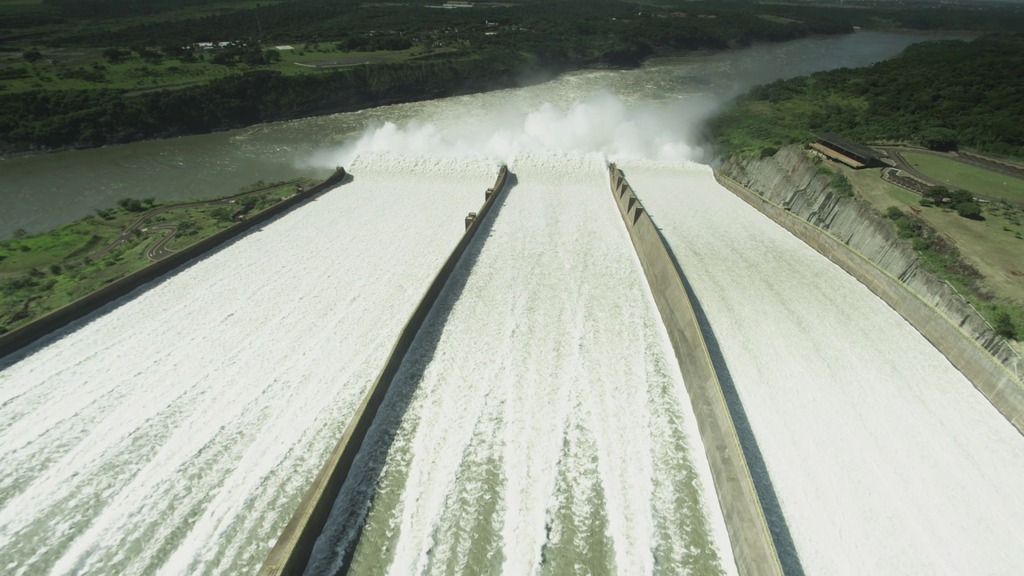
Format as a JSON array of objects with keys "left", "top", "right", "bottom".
[{"left": 901, "top": 150, "right": 1024, "bottom": 204}]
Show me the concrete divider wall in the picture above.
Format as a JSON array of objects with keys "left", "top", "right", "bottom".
[
  {"left": 259, "top": 165, "right": 509, "bottom": 576},
  {"left": 0, "top": 168, "right": 348, "bottom": 361},
  {"left": 714, "top": 169, "right": 1024, "bottom": 436},
  {"left": 608, "top": 166, "right": 783, "bottom": 576}
]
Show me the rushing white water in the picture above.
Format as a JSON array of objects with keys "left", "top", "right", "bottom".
[
  {"left": 308, "top": 153, "right": 733, "bottom": 576},
  {"left": 620, "top": 160, "right": 1024, "bottom": 575},
  {"left": 0, "top": 154, "right": 498, "bottom": 575}
]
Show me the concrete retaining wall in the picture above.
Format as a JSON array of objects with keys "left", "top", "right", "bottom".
[
  {"left": 714, "top": 153, "right": 1024, "bottom": 436},
  {"left": 608, "top": 165, "right": 783, "bottom": 576},
  {"left": 0, "top": 168, "right": 348, "bottom": 361},
  {"left": 258, "top": 165, "right": 509, "bottom": 576}
]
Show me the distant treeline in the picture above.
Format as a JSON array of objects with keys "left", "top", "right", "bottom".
[
  {"left": 40, "top": 0, "right": 848, "bottom": 51},
  {"left": 710, "top": 34, "right": 1024, "bottom": 159},
  {"left": 0, "top": 1, "right": 853, "bottom": 153},
  {"left": 6, "top": 0, "right": 1024, "bottom": 154},
  {"left": 0, "top": 54, "right": 528, "bottom": 151}
]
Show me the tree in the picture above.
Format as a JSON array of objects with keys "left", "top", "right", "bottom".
[
  {"left": 103, "top": 47, "right": 129, "bottom": 63},
  {"left": 918, "top": 127, "right": 958, "bottom": 151},
  {"left": 117, "top": 197, "right": 145, "bottom": 212},
  {"left": 22, "top": 50, "right": 42, "bottom": 63},
  {"left": 993, "top": 310, "right": 1016, "bottom": 339},
  {"left": 956, "top": 201, "right": 983, "bottom": 220}
]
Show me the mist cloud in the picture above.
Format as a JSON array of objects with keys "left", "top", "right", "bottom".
[{"left": 311, "top": 90, "right": 719, "bottom": 168}]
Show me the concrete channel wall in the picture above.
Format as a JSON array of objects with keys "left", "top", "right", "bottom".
[
  {"left": 0, "top": 168, "right": 348, "bottom": 361},
  {"left": 608, "top": 165, "right": 783, "bottom": 576},
  {"left": 720, "top": 146, "right": 1022, "bottom": 369},
  {"left": 714, "top": 162, "right": 1024, "bottom": 436},
  {"left": 259, "top": 165, "right": 509, "bottom": 576}
]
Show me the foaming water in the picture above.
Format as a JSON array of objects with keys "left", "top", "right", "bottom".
[
  {"left": 314, "top": 91, "right": 715, "bottom": 169},
  {"left": 309, "top": 153, "right": 733, "bottom": 575},
  {"left": 0, "top": 155, "right": 498, "bottom": 575},
  {"left": 619, "top": 160, "right": 1024, "bottom": 574}
]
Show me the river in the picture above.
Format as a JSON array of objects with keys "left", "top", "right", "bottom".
[{"left": 0, "top": 31, "right": 963, "bottom": 240}]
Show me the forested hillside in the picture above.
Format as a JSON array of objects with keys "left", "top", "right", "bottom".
[
  {"left": 710, "top": 34, "right": 1024, "bottom": 159},
  {"left": 3, "top": 0, "right": 1024, "bottom": 154},
  {"left": 0, "top": 0, "right": 857, "bottom": 153}
]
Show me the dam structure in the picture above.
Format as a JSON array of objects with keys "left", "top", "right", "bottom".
[
  {"left": 305, "top": 153, "right": 734, "bottom": 576},
  {"left": 0, "top": 154, "right": 504, "bottom": 575},
  {"left": 4, "top": 152, "right": 1024, "bottom": 576},
  {"left": 290, "top": 155, "right": 1024, "bottom": 576},
  {"left": 618, "top": 160, "right": 1024, "bottom": 575}
]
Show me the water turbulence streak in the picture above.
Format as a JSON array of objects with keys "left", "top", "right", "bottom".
[
  {"left": 620, "top": 161, "right": 1024, "bottom": 574},
  {"left": 308, "top": 154, "right": 733, "bottom": 576},
  {"left": 0, "top": 153, "right": 497, "bottom": 576}
]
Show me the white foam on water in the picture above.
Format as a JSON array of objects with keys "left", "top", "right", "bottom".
[
  {"left": 309, "top": 91, "right": 715, "bottom": 170},
  {"left": 0, "top": 155, "right": 498, "bottom": 575},
  {"left": 319, "top": 152, "right": 732, "bottom": 575},
  {"left": 621, "top": 159, "right": 1024, "bottom": 574}
]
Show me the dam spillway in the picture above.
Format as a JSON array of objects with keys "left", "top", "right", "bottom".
[
  {"left": 4, "top": 151, "right": 1024, "bottom": 575},
  {"left": 306, "top": 153, "right": 733, "bottom": 575},
  {"left": 617, "top": 160, "right": 1024, "bottom": 574},
  {"left": 0, "top": 154, "right": 501, "bottom": 575}
]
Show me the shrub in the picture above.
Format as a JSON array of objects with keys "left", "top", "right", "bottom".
[
  {"left": 993, "top": 310, "right": 1016, "bottom": 340},
  {"left": 956, "top": 201, "right": 983, "bottom": 220},
  {"left": 117, "top": 197, "right": 145, "bottom": 212},
  {"left": 919, "top": 197, "right": 935, "bottom": 207},
  {"left": 918, "top": 127, "right": 958, "bottom": 151}
]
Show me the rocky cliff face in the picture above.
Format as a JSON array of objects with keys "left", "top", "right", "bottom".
[{"left": 719, "top": 145, "right": 1021, "bottom": 371}]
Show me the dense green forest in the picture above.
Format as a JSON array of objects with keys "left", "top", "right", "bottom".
[
  {"left": 2, "top": 0, "right": 1024, "bottom": 154},
  {"left": 710, "top": 33, "right": 1024, "bottom": 159}
]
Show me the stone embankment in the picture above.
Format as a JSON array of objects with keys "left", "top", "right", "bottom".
[{"left": 717, "top": 146, "right": 1024, "bottom": 434}]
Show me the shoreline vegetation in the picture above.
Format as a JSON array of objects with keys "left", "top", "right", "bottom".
[
  {"left": 709, "top": 33, "right": 1024, "bottom": 342},
  {"left": 4, "top": 0, "right": 1024, "bottom": 157},
  {"left": 0, "top": 177, "right": 320, "bottom": 337}
]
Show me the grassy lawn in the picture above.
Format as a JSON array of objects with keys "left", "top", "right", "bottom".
[
  {"left": 0, "top": 180, "right": 311, "bottom": 334},
  {"left": 901, "top": 150, "right": 1024, "bottom": 204},
  {"left": 839, "top": 162, "right": 1024, "bottom": 338}
]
